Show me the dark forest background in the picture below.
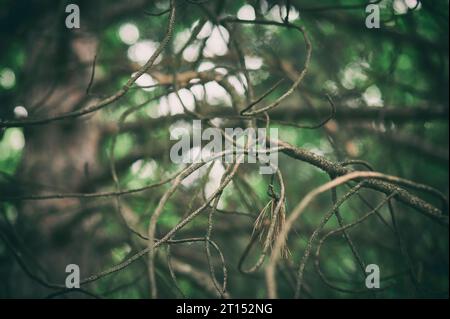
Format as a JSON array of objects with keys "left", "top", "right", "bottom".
[{"left": 0, "top": 0, "right": 448, "bottom": 298}]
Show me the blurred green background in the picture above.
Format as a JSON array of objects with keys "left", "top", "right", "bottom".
[{"left": 0, "top": 0, "right": 448, "bottom": 298}]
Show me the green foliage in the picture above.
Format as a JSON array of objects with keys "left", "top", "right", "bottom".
[{"left": 0, "top": 0, "right": 447, "bottom": 299}]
